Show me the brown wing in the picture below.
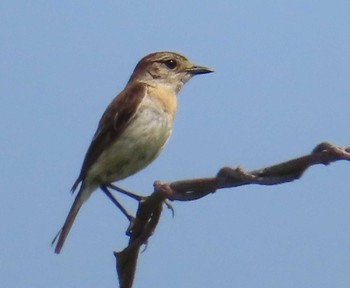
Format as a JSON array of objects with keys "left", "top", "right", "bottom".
[{"left": 71, "top": 82, "right": 147, "bottom": 192}]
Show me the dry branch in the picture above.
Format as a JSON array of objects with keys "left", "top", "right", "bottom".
[{"left": 115, "top": 142, "right": 350, "bottom": 288}]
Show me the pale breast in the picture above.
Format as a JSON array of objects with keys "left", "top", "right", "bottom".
[{"left": 87, "top": 88, "right": 177, "bottom": 184}]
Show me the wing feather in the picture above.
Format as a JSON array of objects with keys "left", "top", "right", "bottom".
[{"left": 71, "top": 82, "right": 147, "bottom": 192}]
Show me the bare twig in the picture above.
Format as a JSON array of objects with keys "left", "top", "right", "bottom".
[{"left": 115, "top": 142, "right": 350, "bottom": 287}]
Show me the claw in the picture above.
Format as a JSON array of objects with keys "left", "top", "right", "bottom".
[
  {"left": 141, "top": 241, "right": 148, "bottom": 253},
  {"left": 164, "top": 200, "right": 175, "bottom": 218}
]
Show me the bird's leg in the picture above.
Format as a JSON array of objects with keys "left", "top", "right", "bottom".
[
  {"left": 100, "top": 185, "right": 134, "bottom": 222},
  {"left": 106, "top": 183, "right": 144, "bottom": 201}
]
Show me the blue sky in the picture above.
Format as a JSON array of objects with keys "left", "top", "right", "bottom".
[{"left": 1, "top": 1, "right": 350, "bottom": 287}]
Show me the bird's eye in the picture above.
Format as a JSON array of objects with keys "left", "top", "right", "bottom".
[{"left": 164, "top": 59, "right": 177, "bottom": 69}]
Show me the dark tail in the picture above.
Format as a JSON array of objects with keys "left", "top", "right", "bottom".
[{"left": 52, "top": 184, "right": 92, "bottom": 254}]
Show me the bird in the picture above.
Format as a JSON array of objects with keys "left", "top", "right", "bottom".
[{"left": 53, "top": 51, "right": 213, "bottom": 254}]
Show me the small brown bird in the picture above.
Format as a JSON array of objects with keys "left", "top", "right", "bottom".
[{"left": 53, "top": 51, "right": 213, "bottom": 254}]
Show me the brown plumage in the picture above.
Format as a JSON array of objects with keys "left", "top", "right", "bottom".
[{"left": 53, "top": 51, "right": 213, "bottom": 254}]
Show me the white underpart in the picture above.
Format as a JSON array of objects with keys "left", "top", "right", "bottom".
[{"left": 87, "top": 93, "right": 174, "bottom": 185}]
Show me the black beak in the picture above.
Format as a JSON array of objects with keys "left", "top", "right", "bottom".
[{"left": 187, "top": 65, "right": 214, "bottom": 75}]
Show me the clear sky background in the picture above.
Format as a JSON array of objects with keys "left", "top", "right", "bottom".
[{"left": 1, "top": 1, "right": 350, "bottom": 287}]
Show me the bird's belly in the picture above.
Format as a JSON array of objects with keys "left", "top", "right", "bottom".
[{"left": 88, "top": 107, "right": 173, "bottom": 184}]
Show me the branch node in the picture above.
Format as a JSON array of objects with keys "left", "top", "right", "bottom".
[
  {"left": 217, "top": 166, "right": 255, "bottom": 188},
  {"left": 312, "top": 142, "right": 334, "bottom": 154},
  {"left": 312, "top": 142, "right": 350, "bottom": 165}
]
